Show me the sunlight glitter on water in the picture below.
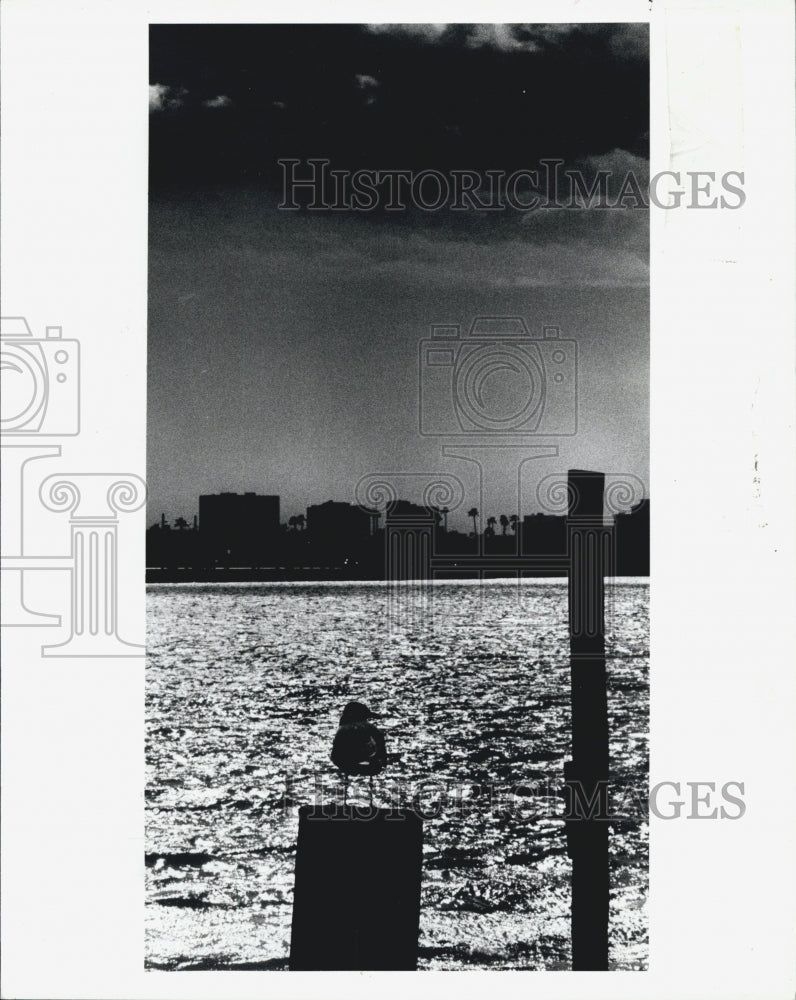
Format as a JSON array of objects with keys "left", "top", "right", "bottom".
[{"left": 146, "top": 581, "right": 648, "bottom": 971}]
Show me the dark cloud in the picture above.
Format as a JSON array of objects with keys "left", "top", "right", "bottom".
[
  {"left": 365, "top": 22, "right": 648, "bottom": 60},
  {"left": 149, "top": 24, "right": 649, "bottom": 188}
]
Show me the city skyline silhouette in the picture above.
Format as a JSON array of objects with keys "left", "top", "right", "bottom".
[{"left": 146, "top": 482, "right": 649, "bottom": 579}]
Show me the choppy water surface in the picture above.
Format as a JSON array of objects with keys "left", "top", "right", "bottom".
[{"left": 146, "top": 580, "right": 648, "bottom": 970}]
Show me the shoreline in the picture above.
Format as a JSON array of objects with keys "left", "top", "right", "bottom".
[{"left": 146, "top": 573, "right": 649, "bottom": 586}]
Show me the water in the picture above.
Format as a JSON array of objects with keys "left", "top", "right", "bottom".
[{"left": 146, "top": 580, "right": 649, "bottom": 970}]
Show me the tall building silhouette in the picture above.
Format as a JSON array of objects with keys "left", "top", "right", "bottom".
[
  {"left": 613, "top": 499, "right": 649, "bottom": 575},
  {"left": 306, "top": 501, "right": 375, "bottom": 542},
  {"left": 521, "top": 513, "right": 568, "bottom": 557},
  {"left": 199, "top": 491, "right": 280, "bottom": 567},
  {"left": 305, "top": 500, "right": 375, "bottom": 566}
]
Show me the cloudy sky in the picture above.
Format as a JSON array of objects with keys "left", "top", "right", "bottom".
[{"left": 148, "top": 23, "right": 649, "bottom": 528}]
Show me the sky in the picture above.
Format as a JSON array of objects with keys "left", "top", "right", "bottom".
[{"left": 148, "top": 23, "right": 649, "bottom": 530}]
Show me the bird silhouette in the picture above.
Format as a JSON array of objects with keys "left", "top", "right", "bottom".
[{"left": 331, "top": 701, "right": 387, "bottom": 804}]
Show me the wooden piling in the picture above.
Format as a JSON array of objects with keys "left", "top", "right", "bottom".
[
  {"left": 566, "top": 469, "right": 610, "bottom": 971},
  {"left": 289, "top": 805, "right": 423, "bottom": 971}
]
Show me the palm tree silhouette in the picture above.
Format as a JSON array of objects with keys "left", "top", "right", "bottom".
[
  {"left": 174, "top": 516, "right": 189, "bottom": 531},
  {"left": 486, "top": 516, "right": 497, "bottom": 536},
  {"left": 510, "top": 514, "right": 519, "bottom": 534},
  {"left": 499, "top": 514, "right": 509, "bottom": 535},
  {"left": 467, "top": 507, "right": 479, "bottom": 537}
]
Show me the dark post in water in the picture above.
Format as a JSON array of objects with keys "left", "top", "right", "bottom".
[
  {"left": 289, "top": 805, "right": 423, "bottom": 970},
  {"left": 565, "top": 469, "right": 611, "bottom": 970}
]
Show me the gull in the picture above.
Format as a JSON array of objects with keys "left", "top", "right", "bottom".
[{"left": 331, "top": 701, "right": 387, "bottom": 805}]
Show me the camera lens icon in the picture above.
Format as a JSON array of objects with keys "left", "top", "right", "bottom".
[
  {"left": 1, "top": 347, "right": 47, "bottom": 429},
  {"left": 419, "top": 317, "right": 577, "bottom": 438},
  {"left": 455, "top": 342, "right": 544, "bottom": 431},
  {"left": 0, "top": 318, "right": 80, "bottom": 436}
]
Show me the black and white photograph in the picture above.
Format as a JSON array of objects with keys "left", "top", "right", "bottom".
[{"left": 145, "top": 22, "right": 650, "bottom": 971}]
